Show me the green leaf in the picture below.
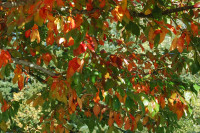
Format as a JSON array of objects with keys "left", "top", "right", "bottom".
[
  {"left": 125, "top": 96, "right": 134, "bottom": 109},
  {"left": 154, "top": 34, "right": 160, "bottom": 48},
  {"left": 193, "top": 84, "right": 200, "bottom": 92},
  {"left": 113, "top": 96, "right": 120, "bottom": 111},
  {"left": 152, "top": 5, "right": 162, "bottom": 20},
  {"left": 125, "top": 22, "right": 140, "bottom": 36},
  {"left": 137, "top": 121, "right": 143, "bottom": 131}
]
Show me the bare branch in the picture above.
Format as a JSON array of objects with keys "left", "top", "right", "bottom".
[{"left": 12, "top": 58, "right": 58, "bottom": 77}]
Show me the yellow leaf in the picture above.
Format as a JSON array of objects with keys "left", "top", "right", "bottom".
[
  {"left": 34, "top": 11, "right": 44, "bottom": 27},
  {"left": 148, "top": 27, "right": 154, "bottom": 44},
  {"left": 77, "top": 97, "right": 82, "bottom": 110},
  {"left": 145, "top": 9, "right": 152, "bottom": 15},
  {"left": 30, "top": 30, "right": 40, "bottom": 43},
  {"left": 0, "top": 121, "right": 7, "bottom": 131},
  {"left": 121, "top": 0, "right": 127, "bottom": 11},
  {"left": 159, "top": 27, "right": 169, "bottom": 44}
]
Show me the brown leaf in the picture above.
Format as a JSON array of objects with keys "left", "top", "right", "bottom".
[{"left": 93, "top": 104, "right": 100, "bottom": 117}]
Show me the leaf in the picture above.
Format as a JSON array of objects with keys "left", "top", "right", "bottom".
[
  {"left": 30, "top": 26, "right": 40, "bottom": 44},
  {"left": 124, "top": 116, "right": 131, "bottom": 130},
  {"left": 18, "top": 75, "right": 24, "bottom": 90},
  {"left": 42, "top": 53, "right": 52, "bottom": 66},
  {"left": 113, "top": 96, "right": 121, "bottom": 111},
  {"left": 177, "top": 36, "right": 185, "bottom": 53},
  {"left": 56, "top": 0, "right": 65, "bottom": 7},
  {"left": 176, "top": 110, "right": 183, "bottom": 120},
  {"left": 194, "top": 2, "right": 200, "bottom": 8},
  {"left": 46, "top": 31, "right": 55, "bottom": 45},
  {"left": 142, "top": 116, "right": 149, "bottom": 125},
  {"left": 25, "top": 29, "right": 31, "bottom": 38},
  {"left": 93, "top": 104, "right": 100, "bottom": 117},
  {"left": 191, "top": 22, "right": 198, "bottom": 35},
  {"left": 159, "top": 27, "right": 168, "bottom": 44},
  {"left": 125, "top": 22, "right": 140, "bottom": 36},
  {"left": 77, "top": 97, "right": 82, "bottom": 110},
  {"left": 67, "top": 57, "right": 81, "bottom": 78},
  {"left": 111, "top": 6, "right": 124, "bottom": 22},
  {"left": 121, "top": 0, "right": 127, "bottom": 11},
  {"left": 0, "top": 121, "right": 7, "bottom": 131},
  {"left": 160, "top": 95, "right": 165, "bottom": 109},
  {"left": 170, "top": 36, "right": 178, "bottom": 51},
  {"left": 145, "top": 9, "right": 152, "bottom": 15},
  {"left": 108, "top": 111, "right": 114, "bottom": 127},
  {"left": 34, "top": 11, "right": 44, "bottom": 26},
  {"left": 152, "top": 5, "right": 162, "bottom": 20},
  {"left": 1, "top": 100, "right": 10, "bottom": 112},
  {"left": 193, "top": 84, "right": 200, "bottom": 92}
]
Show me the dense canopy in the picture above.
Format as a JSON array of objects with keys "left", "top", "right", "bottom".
[{"left": 0, "top": 0, "right": 200, "bottom": 132}]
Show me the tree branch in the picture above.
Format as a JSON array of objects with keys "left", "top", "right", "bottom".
[
  {"left": 130, "top": 5, "right": 197, "bottom": 18},
  {"left": 12, "top": 58, "right": 58, "bottom": 77},
  {"left": 0, "top": 1, "right": 197, "bottom": 18}
]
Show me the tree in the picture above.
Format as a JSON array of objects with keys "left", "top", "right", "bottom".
[{"left": 0, "top": 0, "right": 200, "bottom": 132}]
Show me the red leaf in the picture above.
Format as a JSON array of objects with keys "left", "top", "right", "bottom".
[
  {"left": 42, "top": 53, "right": 52, "bottom": 66},
  {"left": 67, "top": 37, "right": 74, "bottom": 46},
  {"left": 56, "top": 0, "right": 65, "bottom": 7},
  {"left": 67, "top": 57, "right": 80, "bottom": 78},
  {"left": 194, "top": 2, "right": 200, "bottom": 8},
  {"left": 1, "top": 100, "right": 9, "bottom": 112},
  {"left": 25, "top": 29, "right": 31, "bottom": 38},
  {"left": 73, "top": 42, "right": 87, "bottom": 56},
  {"left": 99, "top": 0, "right": 106, "bottom": 8}
]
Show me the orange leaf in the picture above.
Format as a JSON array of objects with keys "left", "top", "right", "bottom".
[
  {"left": 42, "top": 53, "right": 52, "bottom": 66},
  {"left": 18, "top": 75, "right": 24, "bottom": 90},
  {"left": 142, "top": 116, "right": 149, "bottom": 125},
  {"left": 186, "top": 32, "right": 191, "bottom": 45},
  {"left": 111, "top": 6, "right": 124, "bottom": 22},
  {"left": 56, "top": 0, "right": 65, "bottom": 7},
  {"left": 144, "top": 62, "right": 152, "bottom": 69},
  {"left": 176, "top": 110, "right": 183, "bottom": 120},
  {"left": 67, "top": 37, "right": 74, "bottom": 46},
  {"left": 93, "top": 104, "right": 100, "bottom": 117},
  {"left": 191, "top": 22, "right": 198, "bottom": 35},
  {"left": 124, "top": 116, "right": 131, "bottom": 130},
  {"left": 93, "top": 91, "right": 100, "bottom": 103},
  {"left": 177, "top": 36, "right": 185, "bottom": 53},
  {"left": 108, "top": 117, "right": 114, "bottom": 127},
  {"left": 46, "top": 31, "right": 55, "bottom": 45},
  {"left": 121, "top": 0, "right": 127, "bottom": 11},
  {"left": 159, "top": 27, "right": 169, "bottom": 44},
  {"left": 160, "top": 95, "right": 165, "bottom": 109},
  {"left": 170, "top": 36, "right": 178, "bottom": 51}
]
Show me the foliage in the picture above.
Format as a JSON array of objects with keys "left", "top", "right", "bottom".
[{"left": 0, "top": 0, "right": 200, "bottom": 132}]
